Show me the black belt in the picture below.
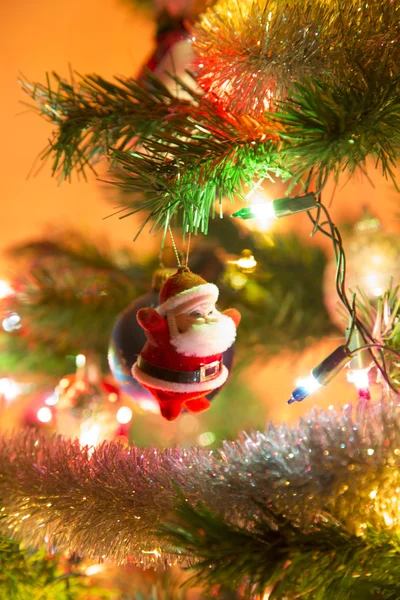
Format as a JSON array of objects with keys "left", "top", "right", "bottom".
[{"left": 137, "top": 356, "right": 222, "bottom": 384}]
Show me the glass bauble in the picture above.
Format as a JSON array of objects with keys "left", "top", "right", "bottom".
[
  {"left": 108, "top": 272, "right": 234, "bottom": 406},
  {"left": 323, "top": 212, "right": 400, "bottom": 329}
]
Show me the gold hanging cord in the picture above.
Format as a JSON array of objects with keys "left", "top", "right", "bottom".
[{"left": 168, "top": 225, "right": 191, "bottom": 268}]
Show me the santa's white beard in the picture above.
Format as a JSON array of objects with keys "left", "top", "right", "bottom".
[{"left": 170, "top": 313, "right": 237, "bottom": 357}]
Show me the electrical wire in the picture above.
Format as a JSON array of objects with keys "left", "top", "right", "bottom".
[{"left": 306, "top": 195, "right": 398, "bottom": 393}]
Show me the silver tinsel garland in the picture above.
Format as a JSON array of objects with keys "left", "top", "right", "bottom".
[{"left": 1, "top": 396, "right": 400, "bottom": 565}]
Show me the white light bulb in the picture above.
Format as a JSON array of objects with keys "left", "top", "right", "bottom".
[
  {"left": 137, "top": 398, "right": 160, "bottom": 414},
  {"left": 79, "top": 423, "right": 101, "bottom": 447},
  {"left": 37, "top": 406, "right": 52, "bottom": 423},
  {"left": 2, "top": 312, "right": 21, "bottom": 332},
  {"left": 347, "top": 368, "right": 370, "bottom": 390},
  {"left": 248, "top": 201, "right": 276, "bottom": 232},
  {"left": 85, "top": 564, "right": 104, "bottom": 576},
  {"left": 289, "top": 374, "right": 322, "bottom": 404},
  {"left": 0, "top": 280, "right": 13, "bottom": 299},
  {"left": 45, "top": 392, "right": 59, "bottom": 406},
  {"left": 250, "top": 202, "right": 276, "bottom": 220},
  {"left": 295, "top": 374, "right": 321, "bottom": 394},
  {"left": 75, "top": 354, "right": 86, "bottom": 368},
  {"left": 251, "top": 202, "right": 276, "bottom": 219},
  {"left": 236, "top": 254, "right": 257, "bottom": 271},
  {"left": 0, "top": 378, "right": 20, "bottom": 401},
  {"left": 116, "top": 406, "right": 133, "bottom": 424},
  {"left": 364, "top": 272, "right": 384, "bottom": 297}
]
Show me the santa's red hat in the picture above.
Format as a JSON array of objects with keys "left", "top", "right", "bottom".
[{"left": 156, "top": 267, "right": 219, "bottom": 316}]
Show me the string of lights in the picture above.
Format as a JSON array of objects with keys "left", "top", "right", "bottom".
[
  {"left": 307, "top": 198, "right": 398, "bottom": 395},
  {"left": 233, "top": 189, "right": 400, "bottom": 403}
]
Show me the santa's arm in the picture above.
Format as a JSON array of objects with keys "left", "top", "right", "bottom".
[
  {"left": 137, "top": 308, "right": 170, "bottom": 347},
  {"left": 223, "top": 308, "right": 241, "bottom": 328}
]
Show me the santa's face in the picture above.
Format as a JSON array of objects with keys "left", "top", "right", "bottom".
[
  {"left": 174, "top": 302, "right": 218, "bottom": 333},
  {"left": 169, "top": 302, "right": 237, "bottom": 357}
]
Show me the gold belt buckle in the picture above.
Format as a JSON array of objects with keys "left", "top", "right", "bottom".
[{"left": 200, "top": 360, "right": 220, "bottom": 382}]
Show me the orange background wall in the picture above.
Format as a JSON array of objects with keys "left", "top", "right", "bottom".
[{"left": 0, "top": 0, "right": 156, "bottom": 281}]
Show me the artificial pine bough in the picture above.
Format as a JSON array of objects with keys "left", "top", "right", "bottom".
[
  {"left": 1, "top": 398, "right": 400, "bottom": 597},
  {"left": 0, "top": 516, "right": 111, "bottom": 600},
  {"left": 20, "top": 0, "right": 400, "bottom": 235}
]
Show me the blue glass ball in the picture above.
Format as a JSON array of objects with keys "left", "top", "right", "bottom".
[
  {"left": 108, "top": 289, "right": 234, "bottom": 403},
  {"left": 108, "top": 290, "right": 158, "bottom": 402}
]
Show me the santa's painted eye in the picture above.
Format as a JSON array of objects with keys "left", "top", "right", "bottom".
[
  {"left": 208, "top": 310, "right": 214, "bottom": 315},
  {"left": 190, "top": 311, "right": 202, "bottom": 317}
]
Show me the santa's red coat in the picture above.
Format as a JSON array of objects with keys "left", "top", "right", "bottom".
[{"left": 132, "top": 307, "right": 240, "bottom": 420}]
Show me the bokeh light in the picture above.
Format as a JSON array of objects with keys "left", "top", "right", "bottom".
[
  {"left": 37, "top": 406, "right": 53, "bottom": 423},
  {"left": 116, "top": 406, "right": 133, "bottom": 424}
]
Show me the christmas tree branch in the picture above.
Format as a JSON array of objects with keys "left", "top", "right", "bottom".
[
  {"left": 275, "top": 70, "right": 400, "bottom": 191},
  {"left": 110, "top": 137, "right": 286, "bottom": 237},
  {"left": 21, "top": 70, "right": 288, "bottom": 235},
  {"left": 0, "top": 517, "right": 111, "bottom": 599},
  {"left": 353, "top": 283, "right": 400, "bottom": 387},
  {"left": 20, "top": 0, "right": 400, "bottom": 235},
  {"left": 20, "top": 70, "right": 281, "bottom": 181},
  {"left": 22, "top": 65, "right": 400, "bottom": 235},
  {"left": 20, "top": 71, "right": 190, "bottom": 180},
  {"left": 163, "top": 502, "right": 400, "bottom": 599},
  {"left": 1, "top": 233, "right": 150, "bottom": 374},
  {"left": 1, "top": 397, "right": 400, "bottom": 589}
]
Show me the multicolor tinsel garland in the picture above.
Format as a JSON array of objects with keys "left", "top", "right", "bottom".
[
  {"left": 1, "top": 396, "right": 400, "bottom": 565},
  {"left": 192, "top": 0, "right": 400, "bottom": 116}
]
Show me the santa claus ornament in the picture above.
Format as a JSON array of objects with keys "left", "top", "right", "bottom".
[{"left": 132, "top": 267, "right": 240, "bottom": 421}]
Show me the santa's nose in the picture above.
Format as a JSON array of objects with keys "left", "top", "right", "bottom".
[{"left": 205, "top": 314, "right": 218, "bottom": 323}]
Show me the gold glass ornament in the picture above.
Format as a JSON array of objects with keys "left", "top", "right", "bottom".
[
  {"left": 54, "top": 354, "right": 131, "bottom": 446},
  {"left": 323, "top": 210, "right": 400, "bottom": 329}
]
